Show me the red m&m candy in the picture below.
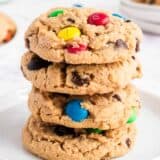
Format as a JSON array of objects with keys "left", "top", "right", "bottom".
[
  {"left": 67, "top": 44, "right": 87, "bottom": 54},
  {"left": 87, "top": 12, "right": 109, "bottom": 26}
]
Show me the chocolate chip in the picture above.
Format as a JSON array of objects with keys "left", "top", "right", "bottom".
[
  {"left": 71, "top": 71, "right": 90, "bottom": 86},
  {"left": 90, "top": 99, "right": 96, "bottom": 105},
  {"left": 115, "top": 39, "right": 128, "bottom": 49},
  {"left": 90, "top": 74, "right": 95, "bottom": 79},
  {"left": 60, "top": 64, "right": 68, "bottom": 73},
  {"left": 135, "top": 39, "right": 140, "bottom": 52},
  {"left": 113, "top": 94, "right": 122, "bottom": 101},
  {"left": 54, "top": 125, "right": 75, "bottom": 136},
  {"left": 67, "top": 18, "right": 75, "bottom": 23},
  {"left": 131, "top": 56, "right": 135, "bottom": 60},
  {"left": 49, "top": 93, "right": 69, "bottom": 100},
  {"left": 126, "top": 138, "right": 131, "bottom": 148},
  {"left": 27, "top": 55, "right": 52, "bottom": 70},
  {"left": 125, "top": 20, "right": 131, "bottom": 23},
  {"left": 95, "top": 33, "right": 100, "bottom": 36},
  {"left": 25, "top": 38, "right": 30, "bottom": 48}
]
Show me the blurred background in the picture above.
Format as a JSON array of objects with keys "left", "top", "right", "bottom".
[{"left": 0, "top": 0, "right": 160, "bottom": 111}]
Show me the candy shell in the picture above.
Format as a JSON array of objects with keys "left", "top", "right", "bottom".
[
  {"left": 73, "top": 3, "right": 83, "bottom": 8},
  {"left": 58, "top": 27, "right": 81, "bottom": 41},
  {"left": 127, "top": 107, "right": 137, "bottom": 124},
  {"left": 86, "top": 128, "right": 103, "bottom": 134},
  {"left": 65, "top": 99, "right": 89, "bottom": 122},
  {"left": 67, "top": 44, "right": 87, "bottom": 54},
  {"left": 48, "top": 10, "right": 64, "bottom": 17},
  {"left": 112, "top": 13, "right": 125, "bottom": 20},
  {"left": 87, "top": 12, "right": 109, "bottom": 26}
]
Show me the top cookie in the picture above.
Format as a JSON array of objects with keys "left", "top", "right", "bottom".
[{"left": 25, "top": 8, "right": 142, "bottom": 64}]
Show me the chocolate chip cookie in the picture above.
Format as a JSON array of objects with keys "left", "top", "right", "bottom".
[
  {"left": 28, "top": 85, "right": 140, "bottom": 130},
  {"left": 21, "top": 51, "right": 142, "bottom": 95},
  {"left": 25, "top": 8, "right": 142, "bottom": 64},
  {"left": 0, "top": 12, "right": 16, "bottom": 44},
  {"left": 135, "top": 0, "right": 160, "bottom": 4},
  {"left": 22, "top": 116, "right": 137, "bottom": 160}
]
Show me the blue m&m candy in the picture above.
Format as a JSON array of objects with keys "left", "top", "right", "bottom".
[
  {"left": 65, "top": 99, "right": 89, "bottom": 122},
  {"left": 73, "top": 3, "right": 84, "bottom": 8},
  {"left": 112, "top": 13, "right": 125, "bottom": 20}
]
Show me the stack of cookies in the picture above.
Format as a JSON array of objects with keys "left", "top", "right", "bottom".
[{"left": 21, "top": 8, "right": 142, "bottom": 160}]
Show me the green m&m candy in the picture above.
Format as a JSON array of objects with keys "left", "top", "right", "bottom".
[
  {"left": 48, "top": 10, "right": 64, "bottom": 17},
  {"left": 86, "top": 128, "right": 104, "bottom": 134},
  {"left": 127, "top": 107, "right": 137, "bottom": 124}
]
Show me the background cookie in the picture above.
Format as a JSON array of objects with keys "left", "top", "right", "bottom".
[
  {"left": 21, "top": 51, "right": 142, "bottom": 95},
  {"left": 135, "top": 0, "right": 160, "bottom": 4},
  {"left": 0, "top": 12, "right": 16, "bottom": 44},
  {"left": 155, "top": 0, "right": 160, "bottom": 4},
  {"left": 25, "top": 8, "right": 142, "bottom": 64},
  {"left": 22, "top": 117, "right": 137, "bottom": 160},
  {"left": 28, "top": 85, "right": 140, "bottom": 130}
]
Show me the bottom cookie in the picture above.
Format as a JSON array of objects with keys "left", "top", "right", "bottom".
[{"left": 22, "top": 117, "right": 136, "bottom": 160}]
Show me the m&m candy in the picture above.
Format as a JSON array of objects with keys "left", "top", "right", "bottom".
[
  {"left": 73, "top": 3, "right": 84, "bottom": 8},
  {"left": 86, "top": 128, "right": 103, "bottom": 134},
  {"left": 127, "top": 107, "right": 137, "bottom": 124},
  {"left": 67, "top": 44, "right": 87, "bottom": 54},
  {"left": 65, "top": 99, "right": 89, "bottom": 122},
  {"left": 48, "top": 9, "right": 64, "bottom": 17},
  {"left": 87, "top": 12, "right": 109, "bottom": 26},
  {"left": 58, "top": 27, "right": 81, "bottom": 41},
  {"left": 112, "top": 13, "right": 125, "bottom": 20}
]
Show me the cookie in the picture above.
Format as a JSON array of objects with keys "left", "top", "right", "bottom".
[
  {"left": 21, "top": 51, "right": 142, "bottom": 95},
  {"left": 25, "top": 8, "right": 142, "bottom": 64},
  {"left": 135, "top": 0, "right": 160, "bottom": 4},
  {"left": 28, "top": 85, "right": 140, "bottom": 130},
  {"left": 155, "top": 0, "right": 160, "bottom": 4},
  {"left": 0, "top": 12, "right": 16, "bottom": 44},
  {"left": 22, "top": 116, "right": 136, "bottom": 160}
]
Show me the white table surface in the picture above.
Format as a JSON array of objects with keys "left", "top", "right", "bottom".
[{"left": 0, "top": 0, "right": 160, "bottom": 112}]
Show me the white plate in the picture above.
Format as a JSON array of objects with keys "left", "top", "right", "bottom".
[
  {"left": 120, "top": 0, "right": 160, "bottom": 34},
  {"left": 0, "top": 90, "right": 160, "bottom": 160}
]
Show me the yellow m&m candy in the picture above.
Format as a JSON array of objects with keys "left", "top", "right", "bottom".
[{"left": 58, "top": 27, "right": 81, "bottom": 41}]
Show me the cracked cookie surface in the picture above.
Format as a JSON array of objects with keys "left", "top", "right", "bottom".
[
  {"left": 25, "top": 8, "right": 142, "bottom": 64},
  {"left": 28, "top": 85, "right": 140, "bottom": 130},
  {"left": 21, "top": 51, "right": 142, "bottom": 95},
  {"left": 22, "top": 116, "right": 136, "bottom": 160}
]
